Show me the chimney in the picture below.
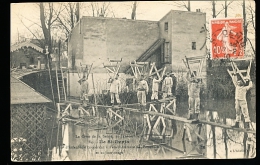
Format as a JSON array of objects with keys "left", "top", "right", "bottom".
[
  {"left": 99, "top": 8, "right": 104, "bottom": 17},
  {"left": 196, "top": 9, "right": 201, "bottom": 12}
]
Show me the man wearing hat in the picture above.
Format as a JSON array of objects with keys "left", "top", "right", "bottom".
[
  {"left": 186, "top": 71, "right": 202, "bottom": 120},
  {"left": 137, "top": 74, "right": 149, "bottom": 111},
  {"left": 231, "top": 74, "right": 253, "bottom": 130}
]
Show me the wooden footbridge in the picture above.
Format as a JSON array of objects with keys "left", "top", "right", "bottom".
[
  {"left": 52, "top": 56, "right": 255, "bottom": 159},
  {"left": 55, "top": 96, "right": 255, "bottom": 159}
]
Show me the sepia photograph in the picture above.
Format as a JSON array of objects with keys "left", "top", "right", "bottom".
[{"left": 10, "top": 1, "right": 255, "bottom": 161}]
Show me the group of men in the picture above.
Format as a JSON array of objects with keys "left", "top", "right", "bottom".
[
  {"left": 79, "top": 69, "right": 253, "bottom": 130},
  {"left": 105, "top": 72, "right": 177, "bottom": 110},
  {"left": 135, "top": 72, "right": 177, "bottom": 111}
]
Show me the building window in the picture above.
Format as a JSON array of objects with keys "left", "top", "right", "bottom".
[
  {"left": 192, "top": 42, "right": 196, "bottom": 50},
  {"left": 165, "top": 22, "right": 168, "bottom": 31},
  {"left": 161, "top": 42, "right": 171, "bottom": 64}
]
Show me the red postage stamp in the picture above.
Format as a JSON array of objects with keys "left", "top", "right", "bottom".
[{"left": 210, "top": 18, "right": 244, "bottom": 59}]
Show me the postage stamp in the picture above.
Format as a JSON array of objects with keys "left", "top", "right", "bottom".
[{"left": 210, "top": 18, "right": 244, "bottom": 59}]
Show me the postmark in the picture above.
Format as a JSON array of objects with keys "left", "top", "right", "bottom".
[{"left": 210, "top": 18, "right": 244, "bottom": 59}]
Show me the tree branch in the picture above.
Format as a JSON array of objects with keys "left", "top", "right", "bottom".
[
  {"left": 57, "top": 17, "right": 70, "bottom": 34},
  {"left": 247, "top": 38, "right": 255, "bottom": 55},
  {"left": 19, "top": 19, "right": 41, "bottom": 43}
]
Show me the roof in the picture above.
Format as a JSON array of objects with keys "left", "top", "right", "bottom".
[
  {"left": 11, "top": 69, "right": 42, "bottom": 79},
  {"left": 124, "top": 38, "right": 165, "bottom": 73},
  {"left": 11, "top": 76, "right": 51, "bottom": 104},
  {"left": 10, "top": 41, "right": 44, "bottom": 53},
  {"left": 159, "top": 10, "right": 206, "bottom": 22}
]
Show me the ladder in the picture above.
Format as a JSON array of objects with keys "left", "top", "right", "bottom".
[
  {"left": 56, "top": 66, "right": 67, "bottom": 103},
  {"left": 227, "top": 58, "right": 252, "bottom": 84},
  {"left": 78, "top": 63, "right": 93, "bottom": 84},
  {"left": 103, "top": 58, "right": 122, "bottom": 82},
  {"left": 182, "top": 55, "right": 206, "bottom": 78},
  {"left": 148, "top": 62, "right": 166, "bottom": 80},
  {"left": 130, "top": 60, "right": 150, "bottom": 79}
]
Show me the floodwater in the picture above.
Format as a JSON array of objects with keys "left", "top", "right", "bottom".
[
  {"left": 51, "top": 99, "right": 256, "bottom": 160},
  {"left": 52, "top": 109, "right": 206, "bottom": 160}
]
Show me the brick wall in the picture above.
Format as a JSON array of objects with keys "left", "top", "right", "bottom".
[
  {"left": 171, "top": 10, "right": 207, "bottom": 71},
  {"left": 80, "top": 17, "right": 160, "bottom": 73}
]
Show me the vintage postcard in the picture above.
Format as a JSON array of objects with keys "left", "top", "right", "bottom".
[{"left": 10, "top": 1, "right": 255, "bottom": 161}]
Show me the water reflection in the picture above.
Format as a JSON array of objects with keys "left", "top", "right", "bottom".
[{"left": 52, "top": 99, "right": 255, "bottom": 160}]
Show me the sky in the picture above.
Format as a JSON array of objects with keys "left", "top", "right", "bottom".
[{"left": 10, "top": 1, "right": 255, "bottom": 45}]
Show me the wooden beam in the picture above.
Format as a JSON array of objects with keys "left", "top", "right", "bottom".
[
  {"left": 199, "top": 120, "right": 256, "bottom": 134},
  {"left": 62, "top": 102, "right": 256, "bottom": 134}
]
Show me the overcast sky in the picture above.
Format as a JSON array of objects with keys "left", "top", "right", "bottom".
[{"left": 10, "top": 1, "right": 255, "bottom": 44}]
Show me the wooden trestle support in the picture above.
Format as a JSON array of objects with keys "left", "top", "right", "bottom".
[{"left": 56, "top": 96, "right": 256, "bottom": 159}]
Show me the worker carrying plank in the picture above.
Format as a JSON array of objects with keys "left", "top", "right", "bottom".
[
  {"left": 109, "top": 74, "right": 121, "bottom": 106},
  {"left": 151, "top": 74, "right": 162, "bottom": 101},
  {"left": 80, "top": 76, "right": 89, "bottom": 106},
  {"left": 231, "top": 73, "right": 253, "bottom": 129},
  {"left": 186, "top": 71, "right": 202, "bottom": 120},
  {"left": 137, "top": 74, "right": 149, "bottom": 111}
]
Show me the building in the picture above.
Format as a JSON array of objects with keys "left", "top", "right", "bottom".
[
  {"left": 11, "top": 76, "right": 52, "bottom": 161},
  {"left": 67, "top": 10, "right": 206, "bottom": 97},
  {"left": 10, "top": 41, "right": 47, "bottom": 69}
]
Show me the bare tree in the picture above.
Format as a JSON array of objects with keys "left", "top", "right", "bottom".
[
  {"left": 246, "top": 2, "right": 255, "bottom": 56},
  {"left": 39, "top": 2, "right": 64, "bottom": 69},
  {"left": 54, "top": 2, "right": 80, "bottom": 36},
  {"left": 243, "top": 0, "right": 247, "bottom": 49},
  {"left": 172, "top": 1, "right": 191, "bottom": 11},
  {"left": 89, "top": 2, "right": 112, "bottom": 17},
  {"left": 212, "top": 0, "right": 234, "bottom": 18}
]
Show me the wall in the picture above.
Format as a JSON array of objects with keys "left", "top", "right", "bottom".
[
  {"left": 158, "top": 11, "right": 173, "bottom": 72},
  {"left": 68, "top": 71, "right": 131, "bottom": 97},
  {"left": 67, "top": 21, "right": 83, "bottom": 69},
  {"left": 80, "top": 17, "right": 160, "bottom": 73},
  {"left": 146, "top": 48, "right": 162, "bottom": 68},
  {"left": 171, "top": 10, "right": 207, "bottom": 72}
]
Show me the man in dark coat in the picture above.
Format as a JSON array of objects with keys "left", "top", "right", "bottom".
[{"left": 170, "top": 72, "right": 177, "bottom": 97}]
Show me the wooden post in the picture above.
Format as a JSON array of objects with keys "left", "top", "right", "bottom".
[
  {"left": 182, "top": 125, "right": 187, "bottom": 154},
  {"left": 56, "top": 103, "right": 60, "bottom": 119},
  {"left": 92, "top": 73, "right": 98, "bottom": 116},
  {"left": 212, "top": 125, "right": 216, "bottom": 158},
  {"left": 223, "top": 115, "right": 228, "bottom": 159}
]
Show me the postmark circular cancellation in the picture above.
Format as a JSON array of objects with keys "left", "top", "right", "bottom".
[{"left": 210, "top": 18, "right": 244, "bottom": 59}]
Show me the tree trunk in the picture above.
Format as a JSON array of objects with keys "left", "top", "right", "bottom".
[
  {"left": 212, "top": 1, "right": 216, "bottom": 18},
  {"left": 40, "top": 3, "right": 52, "bottom": 69},
  {"left": 243, "top": 0, "right": 247, "bottom": 50},
  {"left": 188, "top": 1, "right": 191, "bottom": 11},
  {"left": 131, "top": 1, "right": 137, "bottom": 20},
  {"left": 225, "top": 0, "right": 227, "bottom": 18},
  {"left": 75, "top": 2, "right": 80, "bottom": 22},
  {"left": 69, "top": 3, "right": 74, "bottom": 29}
]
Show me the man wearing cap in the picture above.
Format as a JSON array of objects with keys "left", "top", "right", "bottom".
[
  {"left": 231, "top": 74, "right": 253, "bottom": 129},
  {"left": 137, "top": 75, "right": 149, "bottom": 111},
  {"left": 162, "top": 72, "right": 173, "bottom": 98},
  {"left": 186, "top": 71, "right": 202, "bottom": 120},
  {"left": 109, "top": 74, "right": 121, "bottom": 106}
]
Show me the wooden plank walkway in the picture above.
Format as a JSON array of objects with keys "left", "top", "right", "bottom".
[{"left": 63, "top": 100, "right": 256, "bottom": 134}]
